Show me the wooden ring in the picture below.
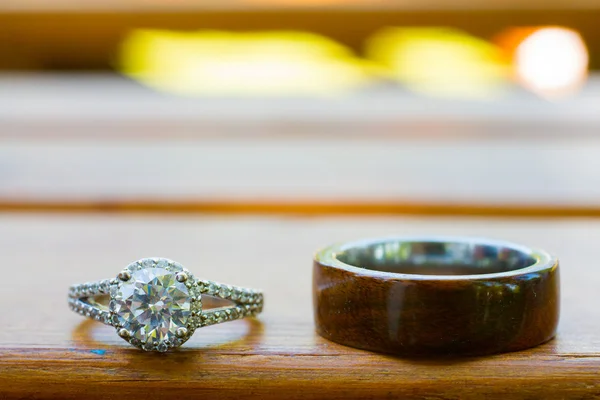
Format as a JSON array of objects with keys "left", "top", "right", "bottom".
[{"left": 313, "top": 237, "right": 560, "bottom": 356}]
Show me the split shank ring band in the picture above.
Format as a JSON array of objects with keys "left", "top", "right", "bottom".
[
  {"left": 69, "top": 257, "right": 264, "bottom": 352},
  {"left": 313, "top": 237, "right": 560, "bottom": 356}
]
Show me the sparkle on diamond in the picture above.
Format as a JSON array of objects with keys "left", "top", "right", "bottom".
[{"left": 113, "top": 267, "right": 191, "bottom": 346}]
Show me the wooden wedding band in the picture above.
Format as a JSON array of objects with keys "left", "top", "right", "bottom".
[{"left": 313, "top": 237, "right": 560, "bottom": 356}]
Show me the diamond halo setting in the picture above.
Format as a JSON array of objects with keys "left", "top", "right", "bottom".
[
  {"left": 109, "top": 258, "right": 200, "bottom": 352},
  {"left": 68, "top": 257, "right": 264, "bottom": 352}
]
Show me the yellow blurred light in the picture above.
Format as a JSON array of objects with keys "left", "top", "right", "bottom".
[
  {"left": 514, "top": 27, "right": 588, "bottom": 99},
  {"left": 366, "top": 27, "right": 509, "bottom": 99},
  {"left": 119, "top": 30, "right": 375, "bottom": 96}
]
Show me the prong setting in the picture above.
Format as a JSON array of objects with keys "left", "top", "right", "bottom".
[
  {"left": 176, "top": 272, "right": 188, "bottom": 283},
  {"left": 110, "top": 258, "right": 197, "bottom": 352},
  {"left": 117, "top": 270, "right": 131, "bottom": 281},
  {"left": 118, "top": 328, "right": 131, "bottom": 339}
]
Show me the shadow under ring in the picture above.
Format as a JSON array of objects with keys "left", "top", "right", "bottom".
[{"left": 72, "top": 311, "right": 264, "bottom": 353}]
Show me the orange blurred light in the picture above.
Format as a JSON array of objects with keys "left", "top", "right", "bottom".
[{"left": 496, "top": 27, "right": 588, "bottom": 99}]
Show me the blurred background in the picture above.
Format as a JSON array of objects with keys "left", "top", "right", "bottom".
[{"left": 1, "top": 0, "right": 599, "bottom": 215}]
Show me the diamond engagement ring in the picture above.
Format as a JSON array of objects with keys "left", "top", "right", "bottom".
[{"left": 68, "top": 257, "right": 264, "bottom": 352}]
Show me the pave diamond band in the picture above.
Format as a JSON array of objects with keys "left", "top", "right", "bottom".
[
  {"left": 68, "top": 279, "right": 263, "bottom": 327},
  {"left": 68, "top": 257, "right": 263, "bottom": 352}
]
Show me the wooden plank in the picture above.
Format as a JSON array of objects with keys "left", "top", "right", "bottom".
[
  {"left": 1, "top": 74, "right": 600, "bottom": 216},
  {"left": 2, "top": 74, "right": 600, "bottom": 130},
  {"left": 3, "top": 0, "right": 600, "bottom": 12},
  {"left": 5, "top": 201, "right": 600, "bottom": 218},
  {"left": 0, "top": 214, "right": 599, "bottom": 398},
  {"left": 1, "top": 137, "right": 600, "bottom": 211},
  {"left": 2, "top": 10, "right": 600, "bottom": 70}
]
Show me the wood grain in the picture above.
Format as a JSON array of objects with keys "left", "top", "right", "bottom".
[{"left": 0, "top": 214, "right": 599, "bottom": 398}]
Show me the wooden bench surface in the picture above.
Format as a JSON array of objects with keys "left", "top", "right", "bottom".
[{"left": 0, "top": 214, "right": 599, "bottom": 399}]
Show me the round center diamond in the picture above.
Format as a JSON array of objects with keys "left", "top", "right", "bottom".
[{"left": 113, "top": 266, "right": 191, "bottom": 346}]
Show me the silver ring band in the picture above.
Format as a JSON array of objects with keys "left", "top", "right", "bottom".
[{"left": 68, "top": 257, "right": 263, "bottom": 352}]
